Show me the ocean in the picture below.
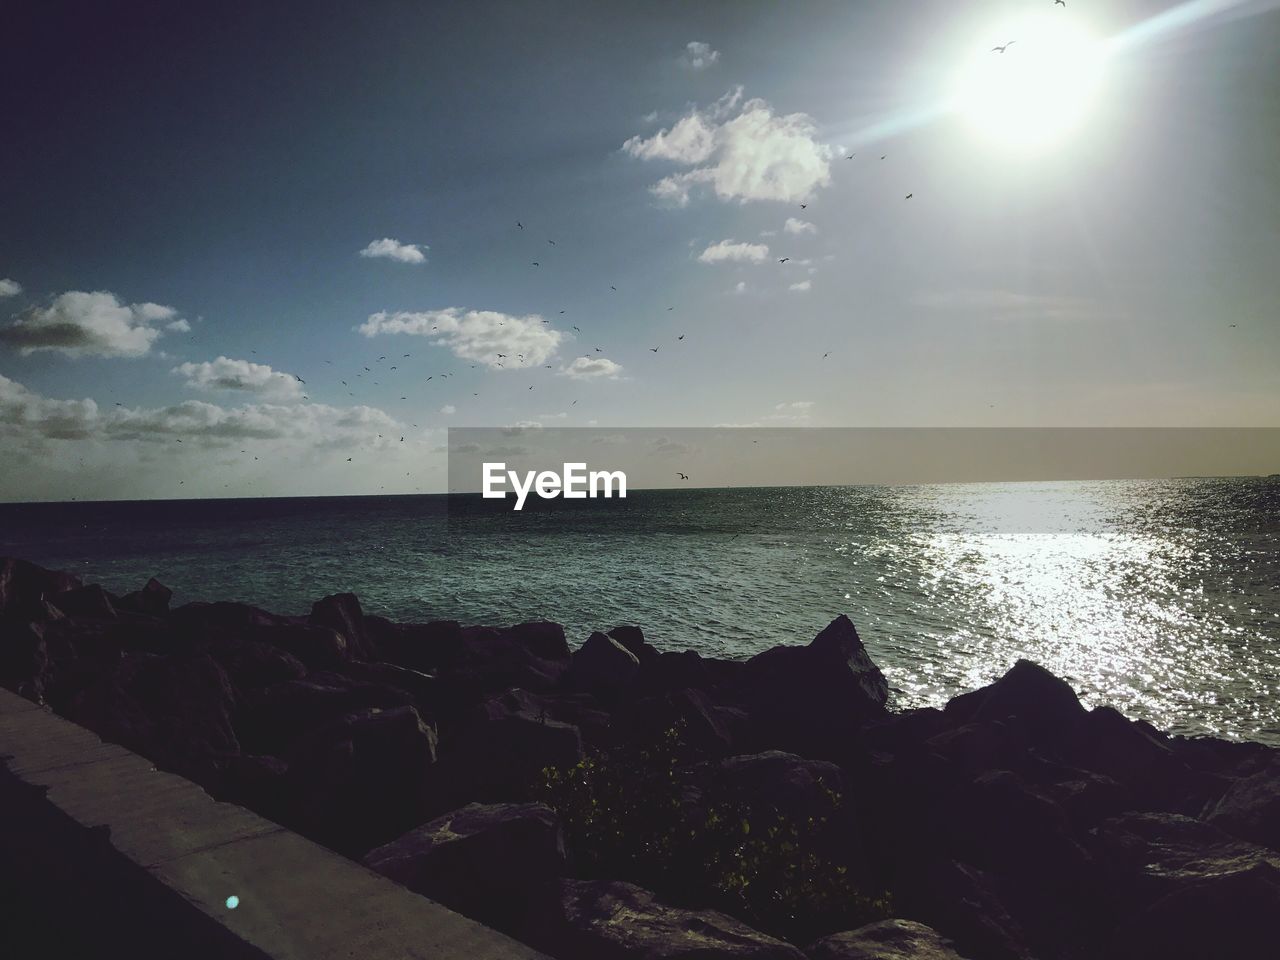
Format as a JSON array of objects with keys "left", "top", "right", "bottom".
[{"left": 3, "top": 477, "right": 1278, "bottom": 744}]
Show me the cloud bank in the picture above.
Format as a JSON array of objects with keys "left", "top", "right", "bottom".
[
  {"left": 358, "top": 308, "right": 563, "bottom": 369},
  {"left": 0, "top": 291, "right": 183, "bottom": 358}
]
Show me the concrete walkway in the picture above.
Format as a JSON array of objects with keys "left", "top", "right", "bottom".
[{"left": 0, "top": 686, "right": 551, "bottom": 959}]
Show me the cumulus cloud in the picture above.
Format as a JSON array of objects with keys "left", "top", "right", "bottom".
[
  {"left": 732, "top": 281, "right": 747, "bottom": 294},
  {"left": 560, "top": 356, "right": 623, "bottom": 380},
  {"left": 358, "top": 308, "right": 563, "bottom": 369},
  {"left": 788, "top": 280, "right": 812, "bottom": 292},
  {"left": 0, "top": 278, "right": 21, "bottom": 297},
  {"left": 682, "top": 41, "right": 720, "bottom": 70},
  {"left": 784, "top": 217, "right": 817, "bottom": 235},
  {"left": 0, "top": 291, "right": 184, "bottom": 358},
  {"left": 441, "top": 404, "right": 456, "bottom": 415},
  {"left": 698, "top": 239, "right": 769, "bottom": 264},
  {"left": 624, "top": 87, "right": 832, "bottom": 206},
  {"left": 172, "top": 356, "right": 304, "bottom": 401},
  {"left": 166, "top": 318, "right": 192, "bottom": 333},
  {"left": 359, "top": 238, "right": 428, "bottom": 264},
  {"left": 0, "top": 373, "right": 397, "bottom": 448}
]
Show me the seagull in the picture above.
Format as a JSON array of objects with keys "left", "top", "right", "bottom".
[
  {"left": 822, "top": 352, "right": 830, "bottom": 359},
  {"left": 548, "top": 240, "right": 556, "bottom": 246},
  {"left": 905, "top": 193, "right": 913, "bottom": 199},
  {"left": 573, "top": 325, "right": 581, "bottom": 332},
  {"left": 610, "top": 285, "right": 617, "bottom": 291},
  {"left": 1054, "top": 0, "right": 1066, "bottom": 6},
  {"left": 678, "top": 473, "right": 689, "bottom": 480},
  {"left": 992, "top": 41, "right": 1016, "bottom": 53},
  {"left": 799, "top": 203, "right": 807, "bottom": 209},
  {"left": 846, "top": 154, "right": 855, "bottom": 159},
  {"left": 517, "top": 221, "right": 524, "bottom": 229},
  {"left": 779, "top": 257, "right": 790, "bottom": 264},
  {"left": 678, "top": 334, "right": 685, "bottom": 340},
  {"left": 532, "top": 261, "right": 540, "bottom": 267},
  {"left": 400, "top": 436, "right": 404, "bottom": 442},
  {"left": 346, "top": 457, "right": 352, "bottom": 462},
  {"left": 595, "top": 346, "right": 603, "bottom": 352},
  {"left": 650, "top": 347, "right": 659, "bottom": 353}
]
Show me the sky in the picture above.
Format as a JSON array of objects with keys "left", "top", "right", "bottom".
[{"left": 1, "top": 0, "right": 1278, "bottom": 500}]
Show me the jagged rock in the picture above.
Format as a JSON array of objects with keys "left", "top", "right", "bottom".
[
  {"left": 618, "top": 687, "right": 746, "bottom": 757},
  {"left": 609, "top": 624, "right": 658, "bottom": 662},
  {"left": 364, "top": 802, "right": 565, "bottom": 933},
  {"left": 0, "top": 557, "right": 82, "bottom": 620},
  {"left": 568, "top": 631, "right": 640, "bottom": 701},
  {"left": 924, "top": 720, "right": 1030, "bottom": 777},
  {"left": 430, "top": 626, "right": 571, "bottom": 717},
  {"left": 64, "top": 652, "right": 239, "bottom": 785},
  {"left": 256, "top": 622, "right": 349, "bottom": 670},
  {"left": 698, "top": 750, "right": 846, "bottom": 824},
  {"left": 740, "top": 615, "right": 888, "bottom": 758},
  {"left": 1046, "top": 772, "right": 1135, "bottom": 828},
  {"left": 0, "top": 619, "right": 50, "bottom": 702},
  {"left": 367, "top": 617, "right": 464, "bottom": 673},
  {"left": 309, "top": 593, "right": 375, "bottom": 660},
  {"left": 548, "top": 879, "right": 807, "bottom": 960},
  {"left": 944, "top": 659, "right": 1087, "bottom": 748},
  {"left": 895, "top": 859, "right": 1034, "bottom": 960},
  {"left": 212, "top": 638, "right": 308, "bottom": 692},
  {"left": 636, "top": 649, "right": 713, "bottom": 696},
  {"left": 237, "top": 672, "right": 413, "bottom": 754},
  {"left": 341, "top": 660, "right": 438, "bottom": 710},
  {"left": 170, "top": 600, "right": 284, "bottom": 631},
  {"left": 507, "top": 620, "right": 571, "bottom": 661},
  {"left": 115, "top": 577, "right": 173, "bottom": 617},
  {"left": 1205, "top": 756, "right": 1280, "bottom": 851},
  {"left": 48, "top": 584, "right": 118, "bottom": 620},
  {"left": 288, "top": 704, "right": 438, "bottom": 854},
  {"left": 431, "top": 688, "right": 584, "bottom": 810},
  {"left": 806, "top": 919, "right": 972, "bottom": 960},
  {"left": 1072, "top": 707, "right": 1196, "bottom": 810}
]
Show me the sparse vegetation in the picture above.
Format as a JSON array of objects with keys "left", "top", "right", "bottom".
[{"left": 535, "top": 723, "right": 891, "bottom": 944}]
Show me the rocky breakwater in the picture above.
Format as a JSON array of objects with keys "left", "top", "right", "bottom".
[{"left": 1, "top": 555, "right": 1278, "bottom": 960}]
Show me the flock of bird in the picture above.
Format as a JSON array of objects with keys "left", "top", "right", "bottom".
[{"left": 149, "top": 5, "right": 1085, "bottom": 489}]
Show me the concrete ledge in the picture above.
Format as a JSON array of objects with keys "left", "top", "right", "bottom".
[{"left": 0, "top": 686, "right": 551, "bottom": 960}]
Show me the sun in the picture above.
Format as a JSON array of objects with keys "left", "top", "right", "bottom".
[{"left": 951, "top": 13, "right": 1108, "bottom": 154}]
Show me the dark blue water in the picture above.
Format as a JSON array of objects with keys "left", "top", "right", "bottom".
[{"left": 3, "top": 477, "right": 1278, "bottom": 743}]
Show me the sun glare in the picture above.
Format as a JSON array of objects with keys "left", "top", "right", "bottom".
[{"left": 952, "top": 13, "right": 1107, "bottom": 154}]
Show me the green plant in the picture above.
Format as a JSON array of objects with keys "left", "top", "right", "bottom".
[{"left": 534, "top": 723, "right": 891, "bottom": 943}]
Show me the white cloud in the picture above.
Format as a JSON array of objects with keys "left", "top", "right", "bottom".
[
  {"left": 784, "top": 217, "right": 817, "bottom": 235},
  {"left": 0, "top": 373, "right": 397, "bottom": 447},
  {"left": 172, "top": 356, "right": 304, "bottom": 401},
  {"left": 775, "top": 401, "right": 814, "bottom": 411},
  {"left": 789, "top": 280, "right": 812, "bottom": 292},
  {"left": 732, "top": 281, "right": 747, "bottom": 294},
  {"left": 166, "top": 318, "right": 192, "bottom": 332},
  {"left": 624, "top": 88, "right": 832, "bottom": 206},
  {"left": 440, "top": 404, "right": 456, "bottom": 415},
  {"left": 560, "top": 356, "right": 623, "bottom": 380},
  {"left": 0, "top": 290, "right": 183, "bottom": 358},
  {"left": 682, "top": 41, "right": 720, "bottom": 70},
  {"left": 0, "top": 278, "right": 22, "bottom": 298},
  {"left": 359, "top": 238, "right": 427, "bottom": 264},
  {"left": 358, "top": 308, "right": 563, "bottom": 369},
  {"left": 698, "top": 239, "right": 769, "bottom": 264}
]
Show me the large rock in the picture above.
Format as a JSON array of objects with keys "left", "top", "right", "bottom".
[
  {"left": 431, "top": 688, "right": 584, "bottom": 810},
  {"left": 115, "top": 577, "right": 173, "bottom": 617},
  {"left": 618, "top": 687, "right": 747, "bottom": 758},
  {"left": 364, "top": 802, "right": 564, "bottom": 933},
  {"left": 894, "top": 860, "right": 1034, "bottom": 960},
  {"left": 309, "top": 593, "right": 375, "bottom": 660},
  {"left": 255, "top": 622, "right": 350, "bottom": 670},
  {"left": 288, "top": 704, "right": 438, "bottom": 854},
  {"left": 944, "top": 659, "right": 1087, "bottom": 748},
  {"left": 367, "top": 617, "right": 464, "bottom": 673},
  {"left": 548, "top": 879, "right": 807, "bottom": 960},
  {"left": 1071, "top": 707, "right": 1196, "bottom": 810},
  {"left": 47, "top": 583, "right": 118, "bottom": 620},
  {"left": 806, "top": 919, "right": 972, "bottom": 960},
  {"left": 609, "top": 624, "right": 658, "bottom": 662},
  {"left": 568, "top": 631, "right": 640, "bottom": 701},
  {"left": 740, "top": 615, "right": 888, "bottom": 758},
  {"left": 64, "top": 653, "right": 239, "bottom": 785},
  {"left": 212, "top": 638, "right": 308, "bottom": 693},
  {"left": 508, "top": 620, "right": 572, "bottom": 661},
  {"left": 236, "top": 672, "right": 413, "bottom": 755},
  {"left": 0, "top": 557, "right": 82, "bottom": 620},
  {"left": 1205, "top": 756, "right": 1280, "bottom": 851},
  {"left": 430, "top": 626, "right": 572, "bottom": 717}
]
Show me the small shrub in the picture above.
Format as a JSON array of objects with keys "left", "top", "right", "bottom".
[{"left": 534, "top": 723, "right": 891, "bottom": 943}]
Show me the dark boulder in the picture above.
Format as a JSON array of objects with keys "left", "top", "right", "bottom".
[
  {"left": 367, "top": 617, "right": 464, "bottom": 673},
  {"left": 636, "top": 649, "right": 714, "bottom": 697},
  {"left": 255, "top": 622, "right": 349, "bottom": 671},
  {"left": 430, "top": 626, "right": 571, "bottom": 717},
  {"left": 212, "top": 638, "right": 308, "bottom": 693},
  {"left": 1071, "top": 707, "right": 1197, "bottom": 811},
  {"left": 47, "top": 583, "right": 118, "bottom": 621},
  {"left": 236, "top": 672, "right": 413, "bottom": 755},
  {"left": 0, "top": 557, "right": 82, "bottom": 620},
  {"left": 567, "top": 631, "right": 640, "bottom": 702},
  {"left": 944, "top": 660, "right": 1087, "bottom": 749},
  {"left": 894, "top": 859, "right": 1034, "bottom": 960},
  {"left": 609, "top": 624, "right": 658, "bottom": 662},
  {"left": 170, "top": 600, "right": 284, "bottom": 632},
  {"left": 1205, "top": 756, "right": 1280, "bottom": 851},
  {"left": 740, "top": 615, "right": 888, "bottom": 759},
  {"left": 806, "top": 919, "right": 972, "bottom": 960},
  {"left": 115, "top": 577, "right": 173, "bottom": 617},
  {"left": 0, "top": 618, "right": 52, "bottom": 702},
  {"left": 340, "top": 660, "right": 438, "bottom": 711},
  {"left": 308, "top": 593, "right": 375, "bottom": 660},
  {"left": 546, "top": 878, "right": 807, "bottom": 960},
  {"left": 288, "top": 705, "right": 439, "bottom": 855},
  {"left": 507, "top": 620, "right": 572, "bottom": 661},
  {"left": 431, "top": 688, "right": 584, "bottom": 811},
  {"left": 363, "top": 802, "right": 565, "bottom": 934},
  {"left": 617, "top": 687, "right": 747, "bottom": 758},
  {"left": 64, "top": 652, "right": 239, "bottom": 785}
]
